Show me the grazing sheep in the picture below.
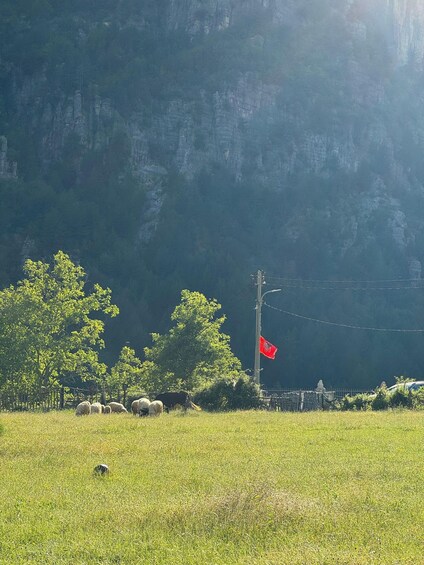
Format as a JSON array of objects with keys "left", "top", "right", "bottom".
[
  {"left": 138, "top": 398, "right": 151, "bottom": 417},
  {"left": 90, "top": 402, "right": 104, "bottom": 414},
  {"left": 131, "top": 399, "right": 140, "bottom": 415},
  {"left": 104, "top": 405, "right": 111, "bottom": 414},
  {"left": 75, "top": 400, "right": 91, "bottom": 416},
  {"left": 107, "top": 402, "right": 128, "bottom": 414},
  {"left": 131, "top": 397, "right": 149, "bottom": 415},
  {"left": 148, "top": 400, "right": 164, "bottom": 416}
]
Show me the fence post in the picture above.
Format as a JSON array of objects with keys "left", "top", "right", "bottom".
[
  {"left": 60, "top": 386, "right": 65, "bottom": 410},
  {"left": 299, "top": 391, "right": 304, "bottom": 412}
]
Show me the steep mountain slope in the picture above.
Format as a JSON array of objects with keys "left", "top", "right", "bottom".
[{"left": 1, "top": 0, "right": 424, "bottom": 387}]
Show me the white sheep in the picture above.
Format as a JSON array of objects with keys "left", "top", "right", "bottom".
[
  {"left": 130, "top": 398, "right": 142, "bottom": 415},
  {"left": 107, "top": 402, "right": 128, "bottom": 413},
  {"left": 75, "top": 400, "right": 91, "bottom": 416},
  {"left": 131, "top": 397, "right": 150, "bottom": 416},
  {"left": 104, "top": 405, "right": 111, "bottom": 414},
  {"left": 138, "top": 398, "right": 151, "bottom": 417},
  {"left": 90, "top": 402, "right": 104, "bottom": 414},
  {"left": 131, "top": 399, "right": 139, "bottom": 415},
  {"left": 148, "top": 400, "right": 164, "bottom": 416}
]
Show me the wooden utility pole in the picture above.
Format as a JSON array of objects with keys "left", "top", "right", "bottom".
[
  {"left": 253, "top": 271, "right": 282, "bottom": 388},
  {"left": 253, "top": 270, "right": 265, "bottom": 386}
]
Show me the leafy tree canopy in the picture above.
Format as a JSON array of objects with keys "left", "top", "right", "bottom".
[
  {"left": 106, "top": 345, "right": 142, "bottom": 400},
  {"left": 0, "top": 250, "right": 118, "bottom": 391},
  {"left": 142, "top": 289, "right": 242, "bottom": 393}
]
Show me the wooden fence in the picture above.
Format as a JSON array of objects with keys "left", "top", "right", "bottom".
[
  {"left": 0, "top": 387, "right": 372, "bottom": 413},
  {"left": 262, "top": 389, "right": 371, "bottom": 412},
  {"left": 0, "top": 386, "right": 103, "bottom": 412},
  {"left": 0, "top": 388, "right": 63, "bottom": 412}
]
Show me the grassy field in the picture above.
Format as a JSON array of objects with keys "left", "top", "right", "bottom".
[{"left": 0, "top": 410, "right": 423, "bottom": 564}]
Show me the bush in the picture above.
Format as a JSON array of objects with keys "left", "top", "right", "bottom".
[
  {"left": 412, "top": 388, "right": 424, "bottom": 409},
  {"left": 389, "top": 388, "right": 412, "bottom": 409},
  {"left": 371, "top": 387, "right": 390, "bottom": 411},
  {"left": 194, "top": 377, "right": 263, "bottom": 411},
  {"left": 341, "top": 384, "right": 424, "bottom": 411},
  {"left": 341, "top": 393, "right": 371, "bottom": 411}
]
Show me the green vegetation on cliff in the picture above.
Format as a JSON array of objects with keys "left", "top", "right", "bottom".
[{"left": 1, "top": 0, "right": 424, "bottom": 388}]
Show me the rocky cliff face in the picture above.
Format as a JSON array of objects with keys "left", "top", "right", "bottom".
[
  {"left": 3, "top": 0, "right": 424, "bottom": 386},
  {"left": 387, "top": 0, "right": 424, "bottom": 65},
  {"left": 7, "top": 1, "right": 424, "bottom": 275}
]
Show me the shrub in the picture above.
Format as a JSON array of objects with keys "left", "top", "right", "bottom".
[
  {"left": 371, "top": 387, "right": 390, "bottom": 411},
  {"left": 341, "top": 393, "right": 371, "bottom": 411},
  {"left": 194, "top": 380, "right": 232, "bottom": 411},
  {"left": 412, "top": 388, "right": 424, "bottom": 409},
  {"left": 342, "top": 384, "right": 424, "bottom": 411},
  {"left": 389, "top": 388, "right": 412, "bottom": 409},
  {"left": 232, "top": 378, "right": 263, "bottom": 410},
  {"left": 194, "top": 377, "right": 263, "bottom": 411}
]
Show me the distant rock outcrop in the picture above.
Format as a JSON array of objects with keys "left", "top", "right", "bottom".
[{"left": 0, "top": 137, "right": 17, "bottom": 180}]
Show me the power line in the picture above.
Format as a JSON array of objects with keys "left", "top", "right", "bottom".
[
  {"left": 266, "top": 275, "right": 423, "bottom": 284},
  {"left": 263, "top": 301, "right": 424, "bottom": 333},
  {"left": 272, "top": 284, "right": 424, "bottom": 291}
]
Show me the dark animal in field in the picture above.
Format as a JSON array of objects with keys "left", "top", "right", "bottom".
[
  {"left": 154, "top": 391, "right": 195, "bottom": 412},
  {"left": 94, "top": 464, "right": 109, "bottom": 476}
]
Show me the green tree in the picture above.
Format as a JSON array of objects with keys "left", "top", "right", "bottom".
[
  {"left": 194, "top": 376, "right": 263, "bottom": 411},
  {"left": 106, "top": 345, "right": 142, "bottom": 401},
  {"left": 141, "top": 290, "right": 242, "bottom": 393},
  {"left": 0, "top": 251, "right": 118, "bottom": 392}
]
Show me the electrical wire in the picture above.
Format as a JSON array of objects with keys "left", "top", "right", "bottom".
[
  {"left": 263, "top": 274, "right": 424, "bottom": 291},
  {"left": 263, "top": 301, "right": 424, "bottom": 333},
  {"left": 266, "top": 275, "right": 423, "bottom": 284},
  {"left": 272, "top": 284, "right": 424, "bottom": 291}
]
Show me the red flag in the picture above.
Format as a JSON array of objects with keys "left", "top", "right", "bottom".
[{"left": 259, "top": 336, "right": 278, "bottom": 360}]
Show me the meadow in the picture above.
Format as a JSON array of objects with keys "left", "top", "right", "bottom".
[{"left": 0, "top": 410, "right": 422, "bottom": 564}]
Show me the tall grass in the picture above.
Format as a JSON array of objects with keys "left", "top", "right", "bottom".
[{"left": 0, "top": 410, "right": 422, "bottom": 564}]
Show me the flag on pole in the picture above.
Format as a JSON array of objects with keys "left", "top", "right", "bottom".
[{"left": 259, "top": 336, "right": 278, "bottom": 359}]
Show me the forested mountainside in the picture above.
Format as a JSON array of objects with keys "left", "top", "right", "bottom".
[{"left": 2, "top": 0, "right": 424, "bottom": 388}]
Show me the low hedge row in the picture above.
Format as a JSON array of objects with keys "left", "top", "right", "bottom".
[{"left": 341, "top": 385, "right": 424, "bottom": 411}]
